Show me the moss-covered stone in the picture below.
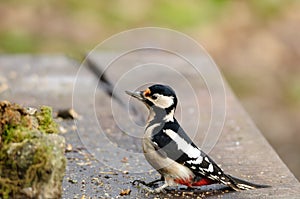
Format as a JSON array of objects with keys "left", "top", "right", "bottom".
[{"left": 0, "top": 101, "right": 66, "bottom": 199}]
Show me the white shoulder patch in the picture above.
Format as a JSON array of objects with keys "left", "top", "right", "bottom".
[{"left": 164, "top": 129, "right": 200, "bottom": 159}]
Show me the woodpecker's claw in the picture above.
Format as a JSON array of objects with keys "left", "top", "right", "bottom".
[
  {"left": 132, "top": 176, "right": 164, "bottom": 188},
  {"left": 132, "top": 179, "right": 147, "bottom": 186}
]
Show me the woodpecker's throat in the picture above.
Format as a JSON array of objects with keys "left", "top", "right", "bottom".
[{"left": 147, "top": 106, "right": 175, "bottom": 127}]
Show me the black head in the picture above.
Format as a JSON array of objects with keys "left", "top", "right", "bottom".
[{"left": 126, "top": 84, "right": 178, "bottom": 111}]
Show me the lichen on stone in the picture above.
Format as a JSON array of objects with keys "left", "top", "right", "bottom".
[{"left": 0, "top": 101, "right": 66, "bottom": 199}]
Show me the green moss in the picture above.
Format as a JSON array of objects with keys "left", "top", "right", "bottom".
[
  {"left": 0, "top": 102, "right": 66, "bottom": 198},
  {"left": 36, "top": 106, "right": 58, "bottom": 134},
  {"left": 2, "top": 126, "right": 32, "bottom": 145}
]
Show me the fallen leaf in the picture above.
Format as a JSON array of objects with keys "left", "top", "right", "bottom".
[{"left": 119, "top": 189, "right": 131, "bottom": 196}]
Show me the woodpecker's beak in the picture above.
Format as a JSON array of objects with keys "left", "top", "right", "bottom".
[{"left": 125, "top": 90, "right": 144, "bottom": 101}]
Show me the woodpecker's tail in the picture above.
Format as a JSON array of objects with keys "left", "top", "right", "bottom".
[{"left": 226, "top": 174, "right": 270, "bottom": 191}]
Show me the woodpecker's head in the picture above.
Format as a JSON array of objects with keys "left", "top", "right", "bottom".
[{"left": 126, "top": 84, "right": 177, "bottom": 114}]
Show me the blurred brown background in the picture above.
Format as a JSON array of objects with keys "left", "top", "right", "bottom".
[{"left": 0, "top": 1, "right": 299, "bottom": 179}]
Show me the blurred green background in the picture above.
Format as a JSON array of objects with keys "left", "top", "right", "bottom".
[{"left": 1, "top": 0, "right": 299, "bottom": 179}]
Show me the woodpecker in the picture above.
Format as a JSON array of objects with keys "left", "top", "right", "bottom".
[{"left": 126, "top": 84, "right": 269, "bottom": 193}]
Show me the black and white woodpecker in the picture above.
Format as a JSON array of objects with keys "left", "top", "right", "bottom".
[{"left": 126, "top": 84, "right": 269, "bottom": 193}]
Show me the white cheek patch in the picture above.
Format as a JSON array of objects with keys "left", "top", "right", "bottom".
[{"left": 153, "top": 94, "right": 174, "bottom": 109}]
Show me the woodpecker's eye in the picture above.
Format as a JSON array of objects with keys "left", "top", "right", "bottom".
[{"left": 151, "top": 95, "right": 158, "bottom": 100}]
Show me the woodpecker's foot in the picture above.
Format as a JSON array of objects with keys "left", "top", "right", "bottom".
[
  {"left": 132, "top": 176, "right": 164, "bottom": 188},
  {"left": 132, "top": 180, "right": 148, "bottom": 186}
]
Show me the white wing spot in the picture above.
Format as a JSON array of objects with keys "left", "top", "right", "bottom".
[
  {"left": 210, "top": 175, "right": 218, "bottom": 180},
  {"left": 206, "top": 164, "right": 214, "bottom": 172},
  {"left": 187, "top": 156, "right": 203, "bottom": 165},
  {"left": 204, "top": 157, "right": 210, "bottom": 162}
]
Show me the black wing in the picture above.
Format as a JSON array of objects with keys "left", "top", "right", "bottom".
[{"left": 151, "top": 119, "right": 227, "bottom": 182}]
